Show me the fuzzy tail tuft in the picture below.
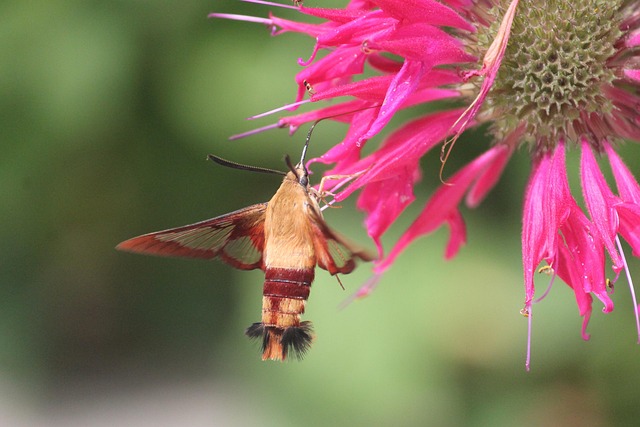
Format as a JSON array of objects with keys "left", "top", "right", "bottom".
[{"left": 245, "top": 322, "right": 314, "bottom": 361}]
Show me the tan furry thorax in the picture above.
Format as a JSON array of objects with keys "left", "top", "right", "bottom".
[{"left": 264, "top": 167, "right": 320, "bottom": 270}]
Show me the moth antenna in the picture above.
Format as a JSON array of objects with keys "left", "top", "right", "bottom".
[{"left": 207, "top": 154, "right": 287, "bottom": 176}]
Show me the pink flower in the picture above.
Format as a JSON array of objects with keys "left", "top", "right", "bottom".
[{"left": 211, "top": 0, "right": 640, "bottom": 367}]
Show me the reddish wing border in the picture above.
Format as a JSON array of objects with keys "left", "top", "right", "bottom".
[
  {"left": 308, "top": 207, "right": 376, "bottom": 275},
  {"left": 116, "top": 203, "right": 268, "bottom": 270}
]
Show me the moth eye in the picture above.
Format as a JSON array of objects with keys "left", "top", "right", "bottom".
[{"left": 299, "top": 175, "right": 308, "bottom": 186}]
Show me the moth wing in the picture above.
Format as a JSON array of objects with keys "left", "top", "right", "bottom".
[
  {"left": 307, "top": 207, "right": 376, "bottom": 275},
  {"left": 116, "top": 203, "right": 267, "bottom": 270}
]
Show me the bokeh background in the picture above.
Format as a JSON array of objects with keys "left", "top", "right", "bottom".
[{"left": 3, "top": 0, "right": 640, "bottom": 425}]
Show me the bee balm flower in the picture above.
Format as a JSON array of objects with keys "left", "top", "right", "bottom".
[{"left": 210, "top": 0, "right": 640, "bottom": 368}]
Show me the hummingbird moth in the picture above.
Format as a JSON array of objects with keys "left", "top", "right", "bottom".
[{"left": 117, "top": 131, "right": 374, "bottom": 361}]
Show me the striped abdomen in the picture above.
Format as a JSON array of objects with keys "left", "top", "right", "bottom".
[{"left": 245, "top": 268, "right": 315, "bottom": 361}]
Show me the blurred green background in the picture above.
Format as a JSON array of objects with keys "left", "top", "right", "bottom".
[{"left": 2, "top": 0, "right": 640, "bottom": 425}]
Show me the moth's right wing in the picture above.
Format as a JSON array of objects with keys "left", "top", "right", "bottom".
[{"left": 116, "top": 203, "right": 268, "bottom": 270}]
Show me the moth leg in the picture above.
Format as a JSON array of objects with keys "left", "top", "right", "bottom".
[
  {"left": 314, "top": 169, "right": 369, "bottom": 208},
  {"left": 317, "top": 172, "right": 362, "bottom": 195}
]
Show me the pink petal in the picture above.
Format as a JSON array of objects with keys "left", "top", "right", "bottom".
[
  {"left": 299, "top": 6, "right": 368, "bottom": 23},
  {"left": 359, "top": 60, "right": 427, "bottom": 142},
  {"left": 616, "top": 204, "right": 640, "bottom": 258},
  {"left": 365, "top": 23, "right": 475, "bottom": 63},
  {"left": 336, "top": 109, "right": 463, "bottom": 201},
  {"left": 580, "top": 140, "right": 623, "bottom": 273},
  {"left": 357, "top": 170, "right": 417, "bottom": 257},
  {"left": 624, "top": 69, "right": 640, "bottom": 83},
  {"left": 555, "top": 242, "right": 594, "bottom": 340},
  {"left": 311, "top": 75, "right": 395, "bottom": 102},
  {"left": 367, "top": 52, "right": 403, "bottom": 73},
  {"left": 560, "top": 208, "right": 612, "bottom": 314},
  {"left": 522, "top": 144, "right": 573, "bottom": 305},
  {"left": 309, "top": 104, "right": 380, "bottom": 167},
  {"left": 444, "top": 210, "right": 466, "bottom": 259},
  {"left": 375, "top": 144, "right": 509, "bottom": 272},
  {"left": 279, "top": 99, "right": 372, "bottom": 135},
  {"left": 294, "top": 46, "right": 368, "bottom": 103},
  {"left": 606, "top": 143, "right": 640, "bottom": 205},
  {"left": 370, "top": 0, "right": 474, "bottom": 32},
  {"left": 299, "top": 10, "right": 392, "bottom": 66},
  {"left": 626, "top": 30, "right": 640, "bottom": 48},
  {"left": 466, "top": 144, "right": 512, "bottom": 207},
  {"left": 269, "top": 14, "right": 328, "bottom": 37},
  {"left": 441, "top": 0, "right": 473, "bottom": 8}
]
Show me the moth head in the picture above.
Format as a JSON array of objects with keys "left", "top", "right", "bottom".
[{"left": 284, "top": 155, "right": 309, "bottom": 187}]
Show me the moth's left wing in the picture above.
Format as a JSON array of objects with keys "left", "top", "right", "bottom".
[
  {"left": 116, "top": 203, "right": 268, "bottom": 270},
  {"left": 307, "top": 207, "right": 376, "bottom": 275}
]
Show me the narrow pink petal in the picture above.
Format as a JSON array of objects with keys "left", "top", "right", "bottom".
[
  {"left": 310, "top": 101, "right": 379, "bottom": 168},
  {"left": 626, "top": 30, "right": 640, "bottom": 47},
  {"left": 269, "top": 14, "right": 328, "bottom": 37},
  {"left": 375, "top": 145, "right": 508, "bottom": 273},
  {"left": 561, "top": 208, "right": 612, "bottom": 314},
  {"left": 401, "top": 88, "right": 461, "bottom": 109},
  {"left": 367, "top": 53, "right": 403, "bottom": 73},
  {"left": 299, "top": 10, "right": 392, "bottom": 66},
  {"left": 580, "top": 140, "right": 623, "bottom": 273},
  {"left": 616, "top": 204, "right": 640, "bottom": 257},
  {"left": 371, "top": 0, "right": 474, "bottom": 32},
  {"left": 313, "top": 70, "right": 461, "bottom": 106},
  {"left": 522, "top": 143, "right": 579, "bottom": 307},
  {"left": 336, "top": 109, "right": 463, "bottom": 201},
  {"left": 606, "top": 143, "right": 640, "bottom": 205},
  {"left": 311, "top": 75, "right": 395, "bottom": 103},
  {"left": 521, "top": 174, "right": 547, "bottom": 303},
  {"left": 624, "top": 69, "right": 640, "bottom": 83},
  {"left": 466, "top": 144, "right": 512, "bottom": 207},
  {"left": 555, "top": 239, "right": 594, "bottom": 340},
  {"left": 602, "top": 86, "right": 640, "bottom": 141},
  {"left": 299, "top": 6, "right": 368, "bottom": 23},
  {"left": 365, "top": 23, "right": 475, "bottom": 63},
  {"left": 357, "top": 171, "right": 416, "bottom": 257},
  {"left": 359, "top": 60, "right": 426, "bottom": 142},
  {"left": 280, "top": 99, "right": 373, "bottom": 136},
  {"left": 444, "top": 210, "right": 466, "bottom": 259},
  {"left": 442, "top": 0, "right": 473, "bottom": 7},
  {"left": 294, "top": 46, "right": 368, "bottom": 103},
  {"left": 581, "top": 309, "right": 593, "bottom": 341},
  {"left": 310, "top": 104, "right": 380, "bottom": 166}
]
